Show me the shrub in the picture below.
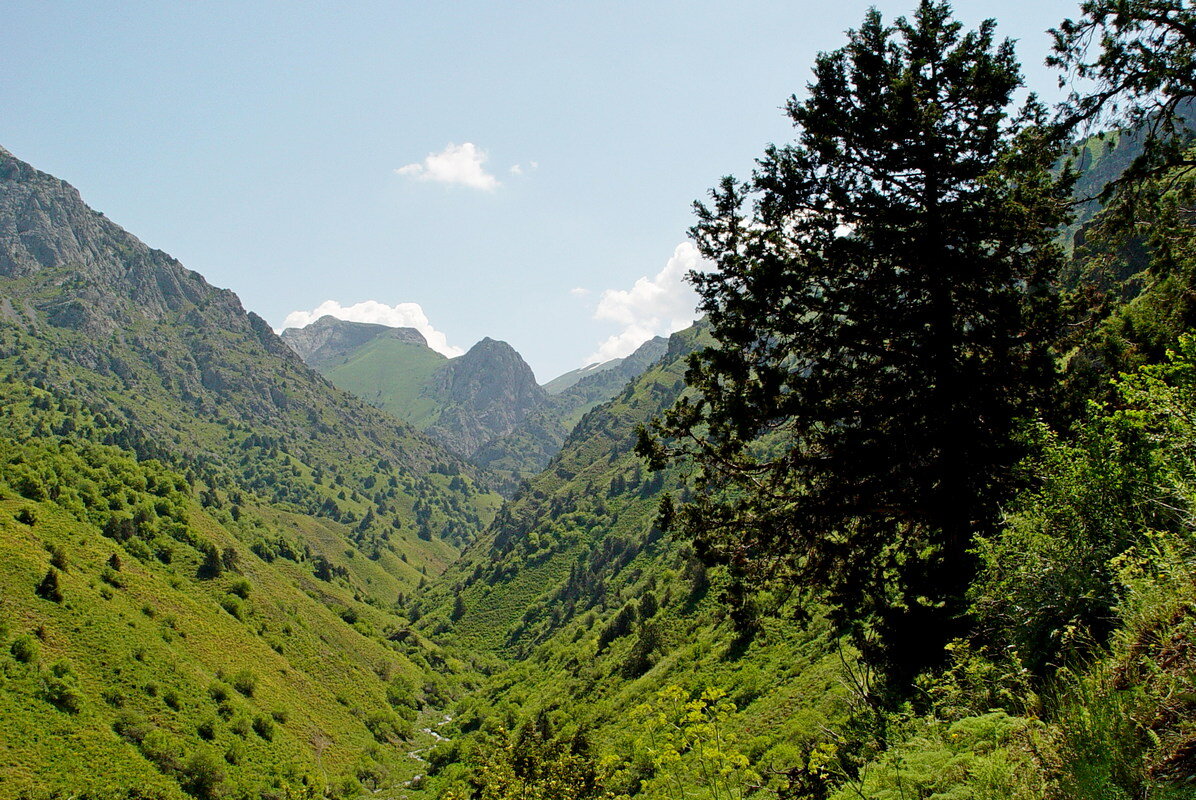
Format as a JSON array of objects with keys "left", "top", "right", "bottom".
[
  {"left": 197, "top": 718, "right": 217, "bottom": 741},
  {"left": 230, "top": 715, "right": 251, "bottom": 738},
  {"left": 364, "top": 709, "right": 412, "bottom": 743},
  {"left": 48, "top": 544, "right": 68, "bottom": 571},
  {"left": 231, "top": 668, "right": 256, "bottom": 697},
  {"left": 386, "top": 675, "right": 418, "bottom": 713},
  {"left": 208, "top": 681, "right": 230, "bottom": 703},
  {"left": 15, "top": 507, "right": 36, "bottom": 525},
  {"left": 180, "top": 748, "right": 226, "bottom": 800},
  {"left": 35, "top": 568, "right": 63, "bottom": 602},
  {"left": 100, "top": 566, "right": 125, "bottom": 588},
  {"left": 139, "top": 729, "right": 185, "bottom": 775},
  {"left": 252, "top": 713, "right": 275, "bottom": 741},
  {"left": 113, "top": 710, "right": 152, "bottom": 743},
  {"left": 10, "top": 634, "right": 38, "bottom": 664},
  {"left": 221, "top": 596, "right": 244, "bottom": 620},
  {"left": 42, "top": 660, "right": 84, "bottom": 713},
  {"left": 228, "top": 578, "right": 251, "bottom": 599}
]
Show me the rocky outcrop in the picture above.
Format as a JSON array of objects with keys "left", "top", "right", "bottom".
[
  {"left": 425, "top": 338, "right": 547, "bottom": 457},
  {"left": 281, "top": 315, "right": 428, "bottom": 369}
]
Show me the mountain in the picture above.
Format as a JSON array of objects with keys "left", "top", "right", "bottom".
[
  {"left": 282, "top": 319, "right": 547, "bottom": 461},
  {"left": 472, "top": 336, "right": 671, "bottom": 481},
  {"left": 422, "top": 337, "right": 546, "bottom": 457},
  {"left": 0, "top": 146, "right": 501, "bottom": 795},
  {"left": 0, "top": 146, "right": 499, "bottom": 556},
  {"left": 282, "top": 316, "right": 451, "bottom": 428},
  {"left": 282, "top": 320, "right": 669, "bottom": 489},
  {"left": 541, "top": 336, "right": 668, "bottom": 395},
  {"left": 279, "top": 314, "right": 430, "bottom": 371},
  {"left": 410, "top": 322, "right": 852, "bottom": 798}
]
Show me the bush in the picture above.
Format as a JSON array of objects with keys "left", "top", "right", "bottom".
[
  {"left": 221, "top": 595, "right": 244, "bottom": 620},
  {"left": 48, "top": 544, "right": 68, "bottom": 571},
  {"left": 252, "top": 713, "right": 275, "bottom": 741},
  {"left": 35, "top": 567, "right": 63, "bottom": 602},
  {"left": 139, "top": 729, "right": 185, "bottom": 774},
  {"left": 10, "top": 634, "right": 38, "bottom": 664},
  {"left": 42, "top": 660, "right": 84, "bottom": 714},
  {"left": 231, "top": 668, "right": 256, "bottom": 697},
  {"left": 230, "top": 715, "right": 251, "bottom": 738},
  {"left": 228, "top": 578, "right": 251, "bottom": 599},
  {"left": 15, "top": 507, "right": 36, "bottom": 525},
  {"left": 208, "top": 681, "right": 230, "bottom": 703},
  {"left": 197, "top": 718, "right": 217, "bottom": 741},
  {"left": 386, "top": 675, "right": 418, "bottom": 713},
  {"left": 365, "top": 708, "right": 412, "bottom": 743},
  {"left": 113, "top": 710, "right": 152, "bottom": 744},
  {"left": 180, "top": 748, "right": 226, "bottom": 800}
]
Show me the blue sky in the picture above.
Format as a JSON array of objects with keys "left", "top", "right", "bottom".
[{"left": 3, "top": 0, "right": 1081, "bottom": 381}]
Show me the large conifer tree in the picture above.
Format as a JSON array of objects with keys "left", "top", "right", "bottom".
[{"left": 640, "top": 1, "right": 1072, "bottom": 683}]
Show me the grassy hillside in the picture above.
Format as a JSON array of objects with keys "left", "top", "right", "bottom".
[
  {"left": 400, "top": 326, "right": 865, "bottom": 798},
  {"left": 0, "top": 147, "right": 502, "bottom": 602},
  {"left": 0, "top": 379, "right": 459, "bottom": 799},
  {"left": 321, "top": 338, "right": 448, "bottom": 428}
]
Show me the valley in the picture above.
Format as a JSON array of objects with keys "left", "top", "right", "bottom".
[{"left": 2, "top": 2, "right": 1196, "bottom": 799}]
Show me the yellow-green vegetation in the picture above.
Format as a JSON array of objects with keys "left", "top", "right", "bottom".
[
  {"left": 5, "top": 3, "right": 1196, "bottom": 799},
  {"left": 321, "top": 338, "right": 449, "bottom": 429},
  {"left": 0, "top": 379, "right": 450, "bottom": 798}
]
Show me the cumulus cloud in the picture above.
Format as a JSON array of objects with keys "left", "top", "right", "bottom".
[
  {"left": 569, "top": 287, "right": 590, "bottom": 297},
  {"left": 280, "top": 300, "right": 464, "bottom": 357},
  {"left": 585, "top": 242, "right": 707, "bottom": 364},
  {"left": 396, "top": 142, "right": 499, "bottom": 191}
]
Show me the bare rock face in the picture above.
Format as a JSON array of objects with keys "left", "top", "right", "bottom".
[
  {"left": 280, "top": 316, "right": 428, "bottom": 369},
  {"left": 425, "top": 338, "right": 548, "bottom": 457}
]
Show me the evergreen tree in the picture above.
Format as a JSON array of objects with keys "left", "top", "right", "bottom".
[
  {"left": 639, "top": 1, "right": 1071, "bottom": 685},
  {"left": 1051, "top": 0, "right": 1196, "bottom": 190}
]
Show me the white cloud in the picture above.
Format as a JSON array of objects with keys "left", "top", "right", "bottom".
[
  {"left": 280, "top": 300, "right": 464, "bottom": 357},
  {"left": 569, "top": 287, "right": 589, "bottom": 297},
  {"left": 508, "top": 161, "right": 538, "bottom": 176},
  {"left": 396, "top": 142, "right": 498, "bottom": 191},
  {"left": 585, "top": 242, "right": 707, "bottom": 364}
]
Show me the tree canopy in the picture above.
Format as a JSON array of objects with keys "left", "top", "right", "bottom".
[
  {"left": 1051, "top": 0, "right": 1196, "bottom": 188},
  {"left": 639, "top": 0, "right": 1073, "bottom": 683}
]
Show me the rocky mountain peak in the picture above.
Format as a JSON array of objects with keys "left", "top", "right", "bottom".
[
  {"left": 423, "top": 337, "right": 547, "bottom": 458},
  {"left": 280, "top": 315, "right": 429, "bottom": 367}
]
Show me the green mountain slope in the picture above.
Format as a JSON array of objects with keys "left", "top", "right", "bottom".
[
  {"left": 322, "top": 337, "right": 449, "bottom": 429},
  {"left": 408, "top": 324, "right": 857, "bottom": 798},
  {"left": 0, "top": 146, "right": 499, "bottom": 583},
  {"left": 0, "top": 380, "right": 448, "bottom": 798},
  {"left": 283, "top": 318, "right": 547, "bottom": 461},
  {"left": 0, "top": 147, "right": 502, "bottom": 797},
  {"left": 541, "top": 338, "right": 667, "bottom": 396}
]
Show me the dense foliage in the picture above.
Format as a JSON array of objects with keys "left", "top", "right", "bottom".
[{"left": 639, "top": 0, "right": 1072, "bottom": 684}]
